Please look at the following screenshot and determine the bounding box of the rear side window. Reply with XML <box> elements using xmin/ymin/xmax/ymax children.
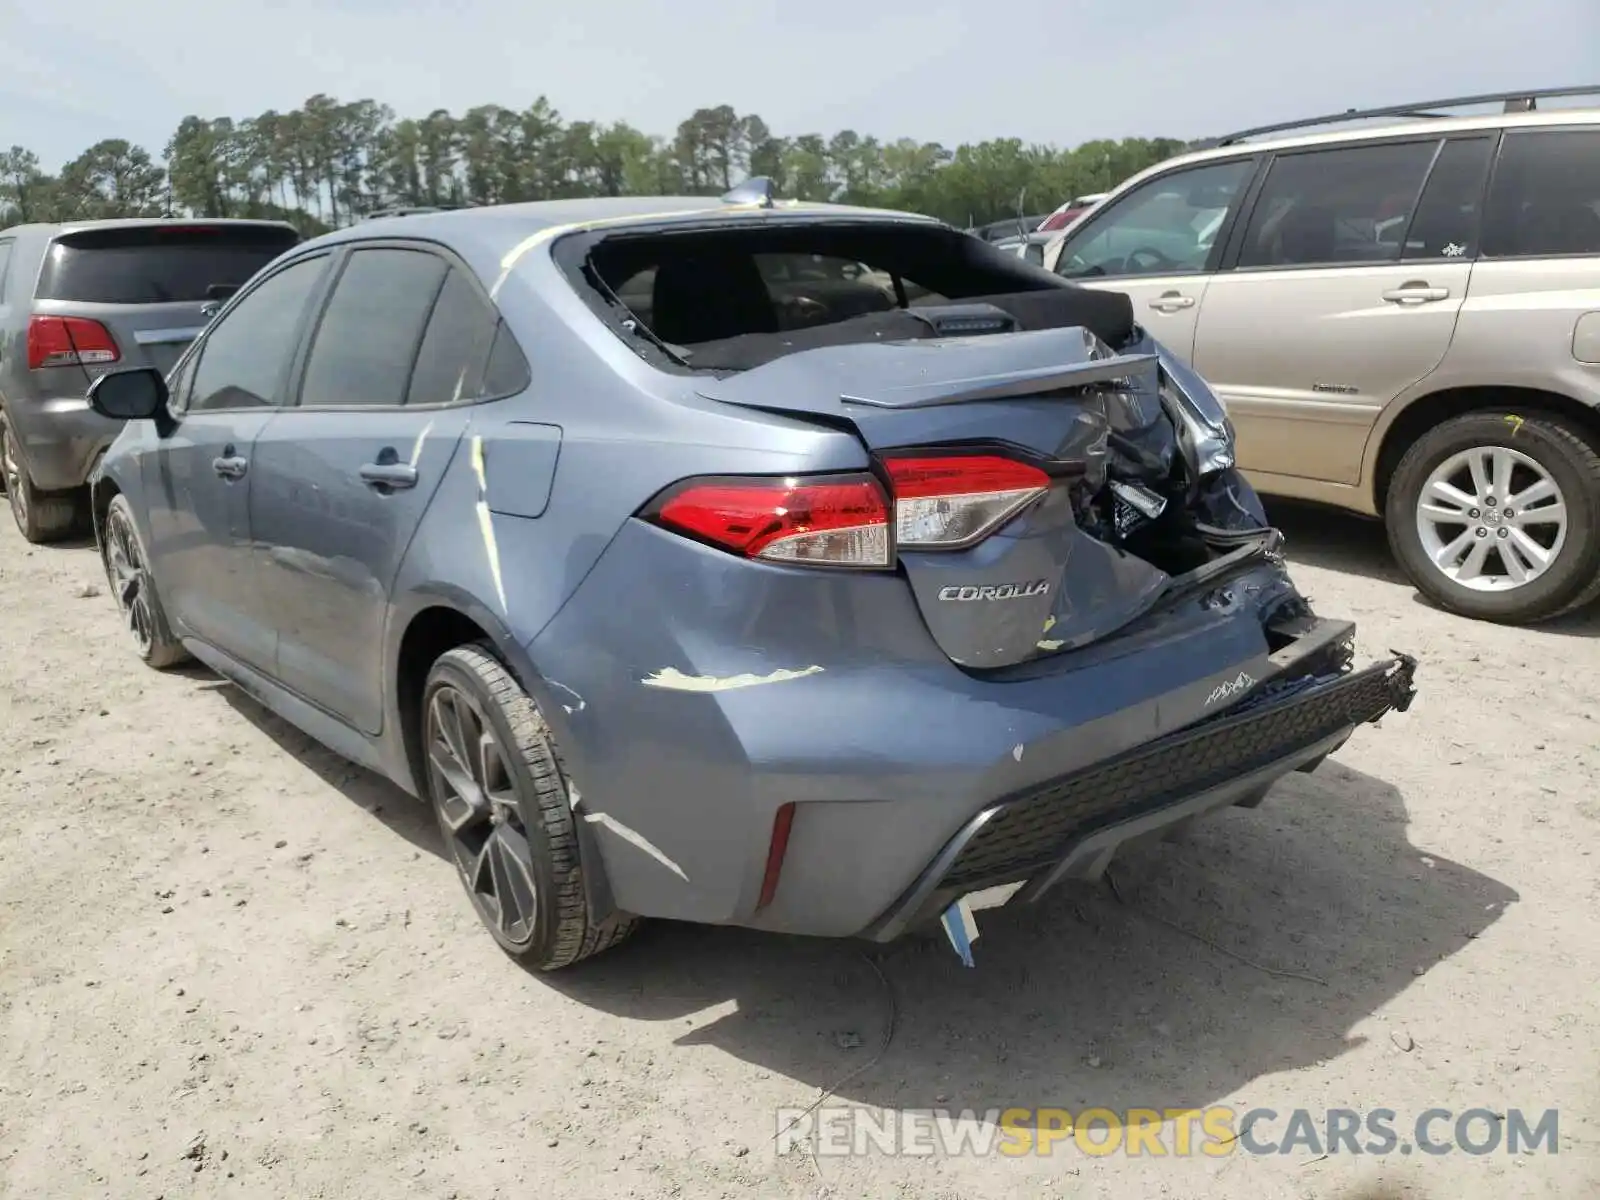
<box><xmin>1484</xmin><ymin>129</ymin><xmax>1600</xmax><ymax>258</ymax></box>
<box><xmin>1238</xmin><ymin>140</ymin><xmax>1438</xmax><ymax>268</ymax></box>
<box><xmin>35</xmin><ymin>225</ymin><xmax>300</xmax><ymax>304</ymax></box>
<box><xmin>406</xmin><ymin>267</ymin><xmax>498</xmax><ymax>406</ymax></box>
<box><xmin>299</xmin><ymin>248</ymin><xmax>449</xmax><ymax>408</ymax></box>
<box><xmin>1403</xmin><ymin>137</ymin><xmax>1495</xmax><ymax>259</ymax></box>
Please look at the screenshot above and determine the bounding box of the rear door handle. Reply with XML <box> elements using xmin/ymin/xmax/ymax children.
<box><xmin>359</xmin><ymin>461</ymin><xmax>418</xmax><ymax>490</ymax></box>
<box><xmin>212</xmin><ymin>454</ymin><xmax>248</xmax><ymax>480</ymax></box>
<box><xmin>1381</xmin><ymin>283</ymin><xmax>1449</xmax><ymax>304</ymax></box>
<box><xmin>1149</xmin><ymin>291</ymin><xmax>1196</xmax><ymax>313</ymax></box>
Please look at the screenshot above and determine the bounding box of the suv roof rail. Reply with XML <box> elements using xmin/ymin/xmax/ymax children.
<box><xmin>1200</xmin><ymin>85</ymin><xmax>1600</xmax><ymax>148</ymax></box>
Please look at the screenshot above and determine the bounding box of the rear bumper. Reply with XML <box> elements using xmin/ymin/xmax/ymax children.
<box><xmin>4</xmin><ymin>393</ymin><xmax>120</xmax><ymax>491</ymax></box>
<box><xmin>863</xmin><ymin>647</ymin><xmax>1418</xmax><ymax>941</ymax></box>
<box><xmin>523</xmin><ymin>519</ymin><xmax>1417</xmax><ymax>940</ymax></box>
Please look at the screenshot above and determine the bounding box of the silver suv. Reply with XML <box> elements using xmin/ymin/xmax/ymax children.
<box><xmin>0</xmin><ymin>219</ymin><xmax>300</xmax><ymax>542</ymax></box>
<box><xmin>1043</xmin><ymin>87</ymin><xmax>1600</xmax><ymax>625</ymax></box>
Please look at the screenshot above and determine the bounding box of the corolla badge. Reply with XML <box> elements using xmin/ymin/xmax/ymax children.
<box><xmin>937</xmin><ymin>580</ymin><xmax>1050</xmax><ymax>602</ymax></box>
<box><xmin>1204</xmin><ymin>671</ymin><xmax>1255</xmax><ymax>707</ymax></box>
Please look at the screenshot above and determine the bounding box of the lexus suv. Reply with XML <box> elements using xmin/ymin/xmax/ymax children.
<box><xmin>0</xmin><ymin>219</ymin><xmax>301</xmax><ymax>542</ymax></box>
<box><xmin>83</xmin><ymin>190</ymin><xmax>1415</xmax><ymax>970</ymax></box>
<box><xmin>1042</xmin><ymin>87</ymin><xmax>1600</xmax><ymax>625</ymax></box>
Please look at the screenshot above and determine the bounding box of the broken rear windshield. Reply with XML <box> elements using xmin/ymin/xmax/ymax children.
<box><xmin>37</xmin><ymin>225</ymin><xmax>301</xmax><ymax>304</ymax></box>
<box><xmin>566</xmin><ymin>221</ymin><xmax>1135</xmax><ymax>371</ymax></box>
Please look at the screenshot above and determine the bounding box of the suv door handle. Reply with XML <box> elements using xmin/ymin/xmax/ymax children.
<box><xmin>359</xmin><ymin>461</ymin><xmax>418</xmax><ymax>491</ymax></box>
<box><xmin>1149</xmin><ymin>291</ymin><xmax>1196</xmax><ymax>312</ymax></box>
<box><xmin>212</xmin><ymin>454</ymin><xmax>248</xmax><ymax>480</ymax></box>
<box><xmin>1381</xmin><ymin>283</ymin><xmax>1450</xmax><ymax>304</ymax></box>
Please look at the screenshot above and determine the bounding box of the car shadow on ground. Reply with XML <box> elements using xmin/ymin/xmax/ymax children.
<box><xmin>203</xmin><ymin>651</ymin><xmax>1517</xmax><ymax>1127</ymax></box>
<box><xmin>546</xmin><ymin>761</ymin><xmax>1516</xmax><ymax>1127</ymax></box>
<box><xmin>212</xmin><ymin>685</ymin><xmax>444</xmax><ymax>859</ymax></box>
<box><xmin>1266</xmin><ymin>499</ymin><xmax>1600</xmax><ymax>638</ymax></box>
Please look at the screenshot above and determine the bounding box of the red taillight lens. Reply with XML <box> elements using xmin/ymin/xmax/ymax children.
<box><xmin>653</xmin><ymin>473</ymin><xmax>891</xmax><ymax>568</ymax></box>
<box><xmin>885</xmin><ymin>454</ymin><xmax>1050</xmax><ymax>549</ymax></box>
<box><xmin>27</xmin><ymin>315</ymin><xmax>120</xmax><ymax>370</ymax></box>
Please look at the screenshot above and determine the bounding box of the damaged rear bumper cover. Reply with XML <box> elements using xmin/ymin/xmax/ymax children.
<box><xmin>864</xmin><ymin>633</ymin><xmax>1418</xmax><ymax>943</ymax></box>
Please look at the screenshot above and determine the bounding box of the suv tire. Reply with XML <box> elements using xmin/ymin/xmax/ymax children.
<box><xmin>421</xmin><ymin>643</ymin><xmax>636</xmax><ymax>970</ymax></box>
<box><xmin>1386</xmin><ymin>411</ymin><xmax>1600</xmax><ymax>624</ymax></box>
<box><xmin>1</xmin><ymin>416</ymin><xmax>80</xmax><ymax>544</ymax></box>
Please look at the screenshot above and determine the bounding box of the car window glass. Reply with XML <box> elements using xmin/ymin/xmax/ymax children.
<box><xmin>1055</xmin><ymin>159</ymin><xmax>1254</xmax><ymax>279</ymax></box>
<box><xmin>482</xmin><ymin>322</ymin><xmax>532</xmax><ymax>397</ymax></box>
<box><xmin>300</xmin><ymin>247</ymin><xmax>449</xmax><ymax>408</ymax></box>
<box><xmin>34</xmin><ymin>225</ymin><xmax>299</xmax><ymax>304</ymax></box>
<box><xmin>187</xmin><ymin>256</ymin><xmax>327</xmax><ymax>412</ymax></box>
<box><xmin>406</xmin><ymin>267</ymin><xmax>498</xmax><ymax>406</ymax></box>
<box><xmin>0</xmin><ymin>241</ymin><xmax>12</xmax><ymax>301</ymax></box>
<box><xmin>1403</xmin><ymin>138</ymin><xmax>1494</xmax><ymax>259</ymax></box>
<box><xmin>1238</xmin><ymin>140</ymin><xmax>1438</xmax><ymax>269</ymax></box>
<box><xmin>165</xmin><ymin>351</ymin><xmax>197</xmax><ymax>411</ymax></box>
<box><xmin>1483</xmin><ymin>129</ymin><xmax>1600</xmax><ymax>258</ymax></box>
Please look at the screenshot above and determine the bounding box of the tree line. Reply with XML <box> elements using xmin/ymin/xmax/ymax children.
<box><xmin>1</xmin><ymin>96</ymin><xmax>1189</xmax><ymax>235</ymax></box>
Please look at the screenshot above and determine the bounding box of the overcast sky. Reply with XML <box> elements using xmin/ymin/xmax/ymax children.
<box><xmin>3</xmin><ymin>0</ymin><xmax>1595</xmax><ymax>170</ymax></box>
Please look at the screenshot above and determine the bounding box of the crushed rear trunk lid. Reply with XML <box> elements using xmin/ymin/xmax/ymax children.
<box><xmin>697</xmin><ymin>318</ymin><xmax>1274</xmax><ymax>670</ymax></box>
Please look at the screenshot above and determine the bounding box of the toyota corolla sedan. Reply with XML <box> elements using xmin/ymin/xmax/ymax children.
<box><xmin>85</xmin><ymin>186</ymin><xmax>1417</xmax><ymax>970</ymax></box>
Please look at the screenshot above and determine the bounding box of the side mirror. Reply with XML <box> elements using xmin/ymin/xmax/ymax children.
<box><xmin>87</xmin><ymin>367</ymin><xmax>169</xmax><ymax>421</ymax></box>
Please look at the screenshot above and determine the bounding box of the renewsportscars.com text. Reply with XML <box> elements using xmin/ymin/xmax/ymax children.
<box><xmin>774</xmin><ymin>1105</ymin><xmax>1560</xmax><ymax>1158</ymax></box>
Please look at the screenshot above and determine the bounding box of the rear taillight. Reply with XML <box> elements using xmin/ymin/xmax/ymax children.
<box><xmin>27</xmin><ymin>315</ymin><xmax>120</xmax><ymax>370</ymax></box>
<box><xmin>885</xmin><ymin>454</ymin><xmax>1050</xmax><ymax>550</ymax></box>
<box><xmin>652</xmin><ymin>473</ymin><xmax>892</xmax><ymax>567</ymax></box>
<box><xmin>647</xmin><ymin>451</ymin><xmax>1051</xmax><ymax>569</ymax></box>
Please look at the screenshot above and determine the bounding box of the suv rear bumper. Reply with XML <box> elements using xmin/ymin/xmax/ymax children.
<box><xmin>863</xmin><ymin>647</ymin><xmax>1417</xmax><ymax>941</ymax></box>
<box><xmin>5</xmin><ymin>394</ymin><xmax>119</xmax><ymax>491</ymax></box>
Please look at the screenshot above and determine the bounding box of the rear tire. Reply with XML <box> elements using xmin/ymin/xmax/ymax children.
<box><xmin>101</xmin><ymin>493</ymin><xmax>190</xmax><ymax>669</ymax></box>
<box><xmin>1</xmin><ymin>416</ymin><xmax>81</xmax><ymax>544</ymax></box>
<box><xmin>1386</xmin><ymin>411</ymin><xmax>1600</xmax><ymax>624</ymax></box>
<box><xmin>422</xmin><ymin>643</ymin><xmax>635</xmax><ymax>970</ymax></box>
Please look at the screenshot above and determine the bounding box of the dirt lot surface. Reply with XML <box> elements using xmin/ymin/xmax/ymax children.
<box><xmin>2</xmin><ymin>503</ymin><xmax>1597</xmax><ymax>1200</ymax></box>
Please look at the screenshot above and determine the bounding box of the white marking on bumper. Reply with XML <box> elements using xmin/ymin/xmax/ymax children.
<box><xmin>640</xmin><ymin>665</ymin><xmax>824</xmax><ymax>692</ymax></box>
<box><xmin>583</xmin><ymin>812</ymin><xmax>688</xmax><ymax>881</ymax></box>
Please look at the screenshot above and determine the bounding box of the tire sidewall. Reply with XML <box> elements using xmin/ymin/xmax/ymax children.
<box><xmin>1387</xmin><ymin>413</ymin><xmax>1599</xmax><ymax>620</ymax></box>
<box><xmin>2</xmin><ymin>416</ymin><xmax>31</xmax><ymax>535</ymax></box>
<box><xmin>422</xmin><ymin>650</ymin><xmax>568</xmax><ymax>961</ymax></box>
<box><xmin>103</xmin><ymin>494</ymin><xmax>161</xmax><ymax>663</ymax></box>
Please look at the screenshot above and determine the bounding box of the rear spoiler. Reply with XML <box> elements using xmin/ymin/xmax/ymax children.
<box><xmin>698</xmin><ymin>325</ymin><xmax>1160</xmax><ymax>415</ymax></box>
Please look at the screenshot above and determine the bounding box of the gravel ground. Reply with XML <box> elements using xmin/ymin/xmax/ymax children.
<box><xmin>1</xmin><ymin>501</ymin><xmax>1597</xmax><ymax>1200</ymax></box>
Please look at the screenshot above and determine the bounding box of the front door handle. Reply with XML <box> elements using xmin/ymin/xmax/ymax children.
<box><xmin>212</xmin><ymin>454</ymin><xmax>248</xmax><ymax>480</ymax></box>
<box><xmin>359</xmin><ymin>461</ymin><xmax>418</xmax><ymax>491</ymax></box>
<box><xmin>1149</xmin><ymin>291</ymin><xmax>1196</xmax><ymax>313</ymax></box>
<box><xmin>1381</xmin><ymin>283</ymin><xmax>1450</xmax><ymax>305</ymax></box>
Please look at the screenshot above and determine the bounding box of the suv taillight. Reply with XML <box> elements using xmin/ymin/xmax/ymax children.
<box><xmin>27</xmin><ymin>315</ymin><xmax>120</xmax><ymax>370</ymax></box>
<box><xmin>646</xmin><ymin>452</ymin><xmax>1051</xmax><ymax>569</ymax></box>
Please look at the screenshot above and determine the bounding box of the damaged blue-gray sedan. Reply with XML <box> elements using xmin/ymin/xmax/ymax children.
<box><xmin>84</xmin><ymin>184</ymin><xmax>1416</xmax><ymax>970</ymax></box>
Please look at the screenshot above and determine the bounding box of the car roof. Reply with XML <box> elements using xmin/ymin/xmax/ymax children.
<box><xmin>1178</xmin><ymin>105</ymin><xmax>1600</xmax><ymax>165</ymax></box>
<box><xmin>304</xmin><ymin>196</ymin><xmax>942</xmax><ymax>259</ymax></box>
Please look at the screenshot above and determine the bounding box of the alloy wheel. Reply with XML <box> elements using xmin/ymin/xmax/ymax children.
<box><xmin>2</xmin><ymin>426</ymin><xmax>26</xmax><ymax>530</ymax></box>
<box><xmin>104</xmin><ymin>506</ymin><xmax>156</xmax><ymax>657</ymax></box>
<box><xmin>1414</xmin><ymin>444</ymin><xmax>1568</xmax><ymax>592</ymax></box>
<box><xmin>426</xmin><ymin>684</ymin><xmax>540</xmax><ymax>946</ymax></box>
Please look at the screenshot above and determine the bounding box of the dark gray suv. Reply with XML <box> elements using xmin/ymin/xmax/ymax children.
<box><xmin>0</xmin><ymin>219</ymin><xmax>300</xmax><ymax>542</ymax></box>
